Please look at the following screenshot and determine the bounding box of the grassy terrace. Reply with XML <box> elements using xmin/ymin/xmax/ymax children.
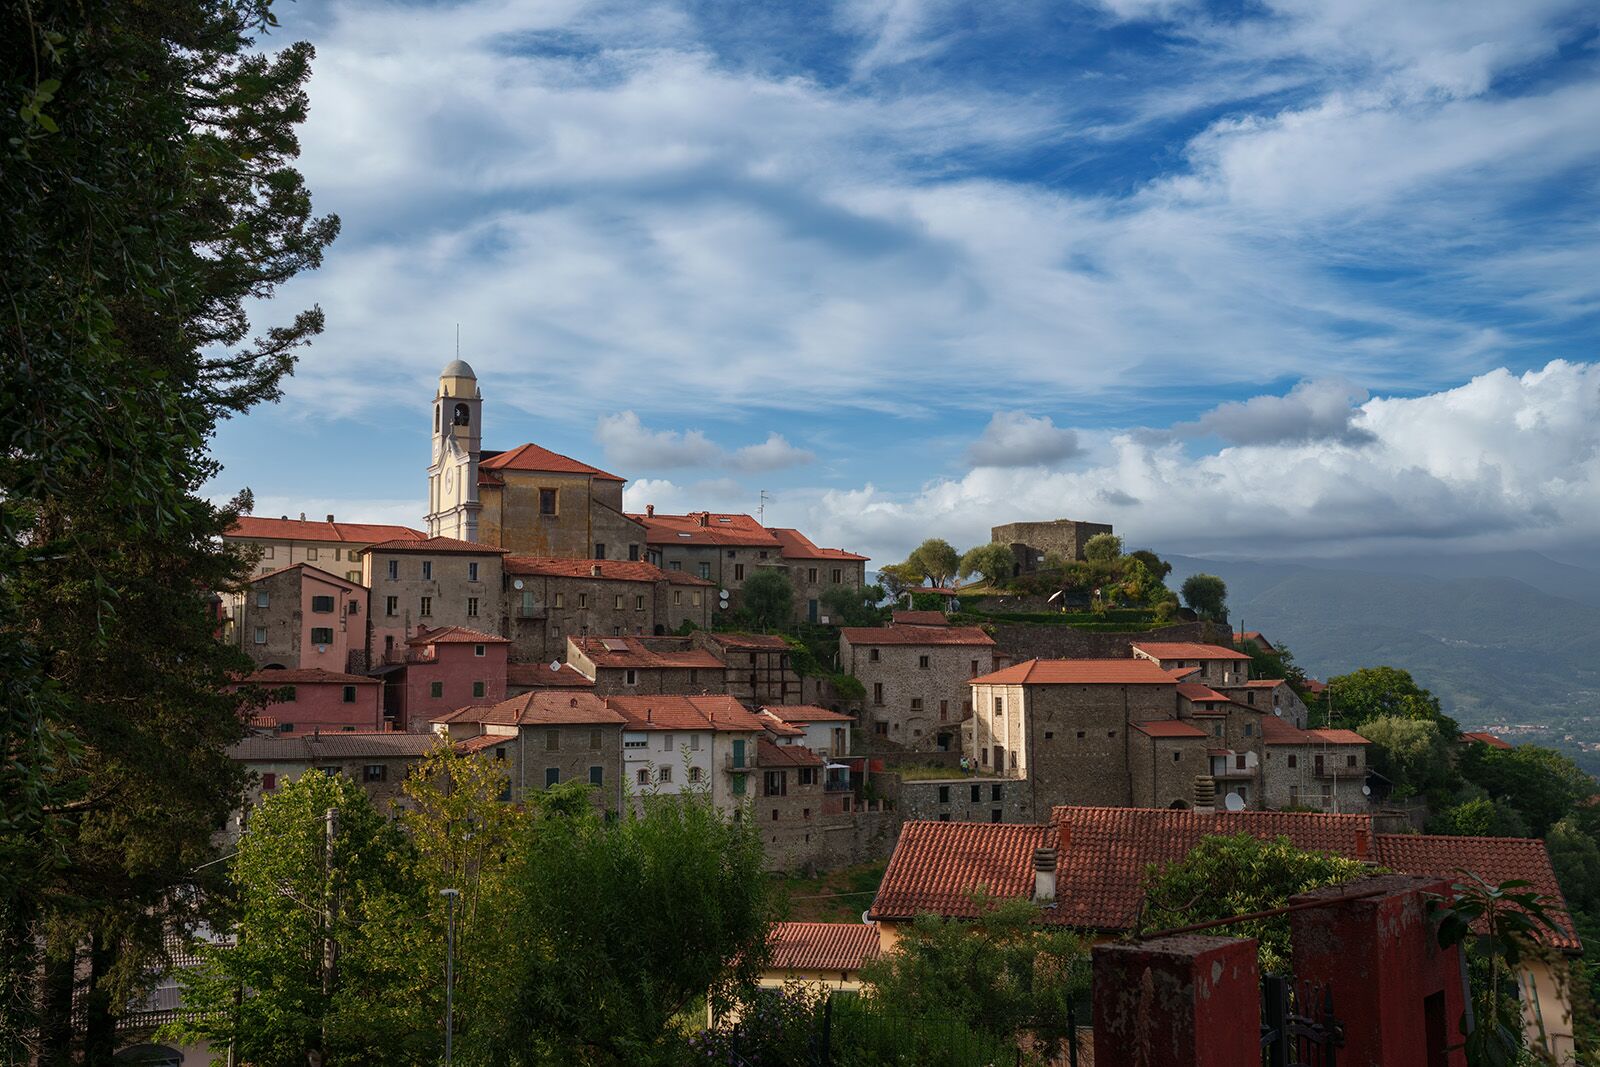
<box><xmin>775</xmin><ymin>860</ymin><xmax>889</xmax><ymax>923</ymax></box>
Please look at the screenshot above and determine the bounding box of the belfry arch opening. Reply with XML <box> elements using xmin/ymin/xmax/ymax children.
<box><xmin>453</xmin><ymin>402</ymin><xmax>470</xmax><ymax>427</ymax></box>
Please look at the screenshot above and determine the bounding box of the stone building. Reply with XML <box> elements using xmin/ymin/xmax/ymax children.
<box><xmin>383</xmin><ymin>625</ymin><xmax>509</xmax><ymax>731</ymax></box>
<box><xmin>1260</xmin><ymin>718</ymin><xmax>1371</xmax><ymax>812</ymax></box>
<box><xmin>565</xmin><ymin>635</ymin><xmax>728</xmax><ymax>696</ymax></box>
<box><xmin>363</xmin><ymin>536</ymin><xmax>509</xmax><ymax>664</ymax></box>
<box><xmin>695</xmin><ymin>632</ymin><xmax>804</xmax><ymax>706</ymax></box>
<box><xmin>505</xmin><ymin>661</ymin><xmax>595</xmax><ymax>696</ymax></box>
<box><xmin>606</xmin><ymin>694</ymin><xmax>766</xmax><ymax>817</ymax></box>
<box><xmin>235</xmin><ymin>667</ymin><xmax>384</xmax><ymax>736</ymax></box>
<box><xmin>1217</xmin><ymin>678</ymin><xmax>1309</xmax><ymax>727</ymax></box>
<box><xmin>429</xmin><ymin>691</ymin><xmax>627</xmax><ymax>813</ymax></box>
<box><xmin>225</xmin><ymin>514</ymin><xmax>424</xmax><ymax>581</ymax></box>
<box><xmin>1131</xmin><ymin>641</ymin><xmax>1252</xmax><ymax>687</ymax></box>
<box><xmin>226</xmin><ymin>564</ymin><xmax>367</xmax><ymax>673</ymax></box>
<box><xmin>229</xmin><ymin>731</ymin><xmax>441</xmax><ymax>823</ymax></box>
<box><xmin>1175</xmin><ymin>680</ymin><xmax>1268</xmax><ymax>809</ymax></box>
<box><xmin>422</xmin><ymin>359</ymin><xmax>647</xmax><ymax>559</ymax></box>
<box><xmin>501</xmin><ymin>556</ymin><xmax>714</xmax><ymax>663</ymax></box>
<box><xmin>990</xmin><ymin>518</ymin><xmax>1113</xmax><ymax>575</ymax></box>
<box><xmin>767</xmin><ymin>527</ymin><xmax>870</xmax><ymax>623</ymax></box>
<box><xmin>840</xmin><ymin>624</ymin><xmax>997</xmax><ymax>752</ymax></box>
<box><xmin>758</xmin><ymin>705</ymin><xmax>853</xmax><ymax>759</ymax></box>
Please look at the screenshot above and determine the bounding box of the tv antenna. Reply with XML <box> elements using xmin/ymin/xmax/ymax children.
<box><xmin>757</xmin><ymin>489</ymin><xmax>770</xmax><ymax>524</ymax></box>
<box><xmin>455</xmin><ymin>323</ymin><xmax>460</xmax><ymax>359</ymax></box>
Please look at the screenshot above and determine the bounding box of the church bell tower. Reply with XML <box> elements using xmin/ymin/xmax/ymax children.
<box><xmin>425</xmin><ymin>359</ymin><xmax>483</xmax><ymax>540</ymax></box>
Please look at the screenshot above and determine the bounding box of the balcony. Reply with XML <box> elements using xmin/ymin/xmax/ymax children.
<box><xmin>823</xmin><ymin>776</ymin><xmax>853</xmax><ymax>793</ymax></box>
<box><xmin>1313</xmin><ymin>763</ymin><xmax>1361</xmax><ymax>779</ymax></box>
<box><xmin>724</xmin><ymin>753</ymin><xmax>756</xmax><ymax>773</ymax></box>
<box><xmin>515</xmin><ymin>602</ymin><xmax>547</xmax><ymax>620</ymax></box>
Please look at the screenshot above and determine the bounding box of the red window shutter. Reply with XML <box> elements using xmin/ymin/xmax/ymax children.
<box><xmin>261</xmin><ymin>773</ymin><xmax>277</xmax><ymax>791</ymax></box>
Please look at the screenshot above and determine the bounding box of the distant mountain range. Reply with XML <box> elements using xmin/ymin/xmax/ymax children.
<box><xmin>1166</xmin><ymin>551</ymin><xmax>1600</xmax><ymax>729</ymax></box>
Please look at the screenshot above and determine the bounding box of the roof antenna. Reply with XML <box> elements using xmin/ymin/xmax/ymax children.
<box><xmin>758</xmin><ymin>489</ymin><xmax>770</xmax><ymax>525</ymax></box>
<box><xmin>455</xmin><ymin>323</ymin><xmax>460</xmax><ymax>360</ymax></box>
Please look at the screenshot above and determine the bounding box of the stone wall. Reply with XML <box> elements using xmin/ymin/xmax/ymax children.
<box><xmin>987</xmin><ymin>620</ymin><xmax>1227</xmax><ymax>663</ymax></box>
<box><xmin>990</xmin><ymin>519</ymin><xmax>1113</xmax><ymax>566</ymax></box>
<box><xmin>760</xmin><ymin>804</ymin><xmax>900</xmax><ymax>874</ymax></box>
<box><xmin>895</xmin><ymin>775</ymin><xmax>1031</xmax><ymax>824</ymax></box>
<box><xmin>844</xmin><ymin>634</ymin><xmax>994</xmax><ymax>752</ymax></box>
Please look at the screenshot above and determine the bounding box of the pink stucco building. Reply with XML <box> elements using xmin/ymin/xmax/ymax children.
<box><xmin>384</xmin><ymin>625</ymin><xmax>510</xmax><ymax>731</ymax></box>
<box><xmin>236</xmin><ymin>667</ymin><xmax>384</xmax><ymax>735</ymax></box>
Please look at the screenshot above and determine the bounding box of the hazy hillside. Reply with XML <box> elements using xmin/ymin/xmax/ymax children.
<box><xmin>1166</xmin><ymin>553</ymin><xmax>1600</xmax><ymax>729</ymax></box>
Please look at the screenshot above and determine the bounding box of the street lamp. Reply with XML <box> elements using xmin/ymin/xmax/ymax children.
<box><xmin>440</xmin><ymin>888</ymin><xmax>460</xmax><ymax>1065</ymax></box>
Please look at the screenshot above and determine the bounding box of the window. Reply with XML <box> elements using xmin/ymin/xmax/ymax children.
<box><xmin>472</xmin><ymin>681</ymin><xmax>485</xmax><ymax>698</ymax></box>
<box><xmin>545</xmin><ymin>767</ymin><xmax>560</xmax><ymax>787</ymax></box>
<box><xmin>674</xmin><ymin>590</ymin><xmax>682</xmax><ymax>605</ymax></box>
<box><xmin>253</xmin><ymin>627</ymin><xmax>267</xmax><ymax>645</ymax></box>
<box><xmin>262</xmin><ymin>546</ymin><xmax>275</xmax><ymax>559</ymax></box>
<box><xmin>261</xmin><ymin>773</ymin><xmax>277</xmax><ymax>791</ymax></box>
<box><xmin>939</xmin><ymin>813</ymin><xmax>951</xmax><ymax>822</ymax></box>
<box><xmin>771</xmin><ymin>809</ymin><xmax>780</xmax><ymax>821</ymax></box>
<box><xmin>1173</xmin><ymin>751</ymin><xmax>1182</xmax><ymax>762</ymax></box>
<box><xmin>624</xmin><ymin>669</ymin><xmax>638</xmax><ymax>686</ymax></box>
<box><xmin>910</xmin><ymin>697</ymin><xmax>924</xmax><ymax>712</ymax></box>
<box><xmin>364</xmin><ymin>764</ymin><xmax>386</xmax><ymax>783</ymax></box>
<box><xmin>868</xmin><ymin>648</ymin><xmax>880</xmax><ymax>662</ymax></box>
<box><xmin>734</xmin><ymin>564</ymin><xmax>744</xmax><ymax>580</ymax></box>
<box><xmin>697</xmin><ymin>562</ymin><xmax>711</xmax><ymax>580</ymax></box>
<box><xmin>342</xmin><ymin>685</ymin><xmax>357</xmax><ymax>703</ymax></box>
<box><xmin>467</xmin><ymin>597</ymin><xmax>479</xmax><ymax>617</ymax></box>
<box><xmin>474</xmin><ymin>643</ymin><xmax>485</xmax><ymax>657</ymax></box>
<box><xmin>691</xmin><ymin>591</ymin><xmax>702</xmax><ymax>607</ymax></box>
<box><xmin>311</xmin><ymin>595</ymin><xmax>334</xmax><ymax>613</ymax></box>
<box><xmin>688</xmin><ymin>734</ymin><xmax>701</xmax><ymax>751</ymax></box>
<box><xmin>578</xmin><ymin>593</ymin><xmax>588</xmax><ymax>609</ymax></box>
<box><xmin>306</xmin><ymin>547</ymin><xmax>319</xmax><ymax>561</ymax></box>
<box><xmin>1076</xmin><ymin>730</ymin><xmax>1085</xmax><ymax>739</ymax></box>
<box><xmin>495</xmin><ymin>747</ymin><xmax>506</xmax><ymax>761</ymax></box>
<box><xmin>547</xmin><ymin>730</ymin><xmax>560</xmax><ymax>752</ymax></box>
<box><xmin>1107</xmin><ymin>730</ymin><xmax>1117</xmax><ymax>739</ymax></box>
<box><xmin>1044</xmin><ymin>731</ymin><xmax>1054</xmax><ymax>740</ymax></box>
<box><xmin>539</xmin><ymin>489</ymin><xmax>557</xmax><ymax>515</ymax></box>
<box><xmin>661</xmin><ymin>733</ymin><xmax>674</xmax><ymax>752</ymax></box>
<box><xmin>333</xmin><ymin>549</ymin><xmax>342</xmax><ymax>561</ymax></box>
<box><xmin>991</xmin><ymin>808</ymin><xmax>1003</xmax><ymax>823</ymax></box>
<box><xmin>589</xmin><ymin>766</ymin><xmax>603</xmax><ymax>785</ymax></box>
<box><xmin>918</xmin><ymin>654</ymin><xmax>930</xmax><ymax>669</ymax></box>
<box><xmin>874</xmin><ymin>721</ymin><xmax>888</xmax><ymax>737</ymax></box>
<box><xmin>553</xmin><ymin>592</ymin><xmax>565</xmax><ymax>609</ymax></box>
<box><xmin>635</xmin><ymin>595</ymin><xmax>645</xmax><ymax>611</ymax></box>
<box><xmin>419</xmin><ymin>596</ymin><xmax>432</xmax><ymax>617</ymax></box>
<box><xmin>430</xmin><ymin>681</ymin><xmax>443</xmax><ymax>698</ymax></box>
<box><xmin>938</xmin><ymin>785</ymin><xmax>950</xmax><ymax>804</ymax></box>
<box><xmin>278</xmin><ymin>722</ymin><xmax>294</xmax><ymax>733</ymax></box>
<box><xmin>347</xmin><ymin>600</ymin><xmax>359</xmax><ymax>615</ymax></box>
<box><xmin>688</xmin><ymin>767</ymin><xmax>703</xmax><ymax>783</ymax></box>
<box><xmin>872</xmin><ymin>682</ymin><xmax>884</xmax><ymax>706</ymax></box>
<box><xmin>1244</xmin><ymin>721</ymin><xmax>1254</xmax><ymax>736</ymax></box>
<box><xmin>658</xmin><ymin>766</ymin><xmax>672</xmax><ymax>784</ymax></box>
<box><xmin>970</xmin><ymin>784</ymin><xmax>981</xmax><ymax>802</ymax></box>
<box><xmin>764</xmin><ymin>771</ymin><xmax>786</xmax><ymax>796</ymax></box>
<box><xmin>637</xmin><ymin>768</ymin><xmax>650</xmax><ymax>785</ymax></box>
<box><xmin>1288</xmin><ymin>754</ymin><xmax>1298</xmax><ymax>768</ymax></box>
<box><xmin>581</xmin><ymin>729</ymin><xmax>599</xmax><ymax>750</ymax></box>
<box><xmin>1235</xmin><ymin>753</ymin><xmax>1247</xmax><ymax>770</ymax></box>
<box><xmin>807</xmin><ymin>567</ymin><xmax>817</xmax><ymax>583</ymax></box>
<box><xmin>800</xmin><ymin>767</ymin><xmax>817</xmax><ymax>786</ymax></box>
<box><xmin>668</xmin><ymin>560</ymin><xmax>682</xmax><ymax>571</ymax></box>
<box><xmin>385</xmin><ymin>596</ymin><xmax>397</xmax><ymax>616</ymax></box>
<box><xmin>628</xmin><ymin>544</ymin><xmax>641</xmax><ymax>561</ymax></box>
<box><xmin>347</xmin><ymin>571</ymin><xmax>361</xmax><ymax>583</ymax></box>
<box><xmin>1247</xmin><ymin>692</ymin><xmax>1256</xmax><ymax>705</ymax></box>
<box><xmin>468</xmin><ymin>562</ymin><xmax>479</xmax><ymax>582</ymax></box>
<box><xmin>387</xmin><ymin>559</ymin><xmax>398</xmax><ymax>580</ymax></box>
<box><xmin>310</xmin><ymin>627</ymin><xmax>333</xmax><ymax>644</ymax></box>
<box><xmin>940</xmin><ymin>700</ymin><xmax>949</xmax><ymax>721</ymax></box>
<box><xmin>991</xmin><ymin>784</ymin><xmax>1003</xmax><ymax>801</ymax></box>
<box><xmin>255</xmin><ymin>591</ymin><xmax>270</xmax><ymax>608</ymax></box>
<box><xmin>421</xmin><ymin>561</ymin><xmax>432</xmax><ymax>580</ymax></box>
<box><xmin>594</xmin><ymin>542</ymin><xmax>606</xmax><ymax>560</ymax></box>
<box><xmin>1347</xmin><ymin>754</ymin><xmax>1358</xmax><ymax>767</ymax></box>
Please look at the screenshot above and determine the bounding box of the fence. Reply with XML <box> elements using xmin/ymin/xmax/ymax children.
<box><xmin>1260</xmin><ymin>976</ymin><xmax>1344</xmax><ymax>1067</ymax></box>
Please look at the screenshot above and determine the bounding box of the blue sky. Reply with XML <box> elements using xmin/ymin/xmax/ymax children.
<box><xmin>215</xmin><ymin>0</ymin><xmax>1600</xmax><ymax>565</ymax></box>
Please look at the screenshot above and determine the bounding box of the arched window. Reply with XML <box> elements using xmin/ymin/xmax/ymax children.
<box><xmin>453</xmin><ymin>402</ymin><xmax>470</xmax><ymax>427</ymax></box>
<box><xmin>435</xmin><ymin>404</ymin><xmax>441</xmax><ymax>432</ymax></box>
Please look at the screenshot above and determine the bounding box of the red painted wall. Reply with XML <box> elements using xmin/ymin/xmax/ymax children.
<box><xmin>397</xmin><ymin>641</ymin><xmax>507</xmax><ymax>730</ymax></box>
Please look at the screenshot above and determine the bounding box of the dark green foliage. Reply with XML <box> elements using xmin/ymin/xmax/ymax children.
<box><xmin>1082</xmin><ymin>533</ymin><xmax>1122</xmax><ymax>563</ymax></box>
<box><xmin>902</xmin><ymin>539</ymin><xmax>960</xmax><ymax>588</ymax></box>
<box><xmin>1179</xmin><ymin>573</ymin><xmax>1228</xmax><ymax>619</ymax></box>
<box><xmin>1</xmin><ymin>0</ymin><xmax>336</xmax><ymax>1053</ymax></box>
<box><xmin>1239</xmin><ymin>638</ymin><xmax>1309</xmax><ymax>694</ymax></box>
<box><xmin>463</xmin><ymin>792</ymin><xmax>772</xmax><ymax>1066</ymax></box>
<box><xmin>740</xmin><ymin>568</ymin><xmax>795</xmax><ymax>630</ymax></box>
<box><xmin>823</xmin><ymin>583</ymin><xmax>889</xmax><ymax>627</ymax></box>
<box><xmin>1128</xmin><ymin>549</ymin><xmax>1172</xmax><ymax>582</ymax></box>
<box><xmin>1358</xmin><ymin>715</ymin><xmax>1456</xmax><ymax>799</ymax></box>
<box><xmin>958</xmin><ymin>542</ymin><xmax>1015</xmax><ymax>587</ymax></box>
<box><xmin>1318</xmin><ymin>666</ymin><xmax>1456</xmax><ymax>731</ymax></box>
<box><xmin>1427</xmin><ymin>796</ymin><xmax>1530</xmax><ymax>838</ymax></box>
<box><xmin>1456</xmin><ymin>743</ymin><xmax>1596</xmax><ymax>838</ymax></box>
<box><xmin>1139</xmin><ymin>834</ymin><xmax>1372</xmax><ymax>973</ymax></box>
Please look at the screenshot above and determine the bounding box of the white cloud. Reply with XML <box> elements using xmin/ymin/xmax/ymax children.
<box><xmin>597</xmin><ymin>412</ymin><xmax>813</xmax><ymax>473</ymax></box>
<box><xmin>731</xmin><ymin>433</ymin><xmax>816</xmax><ymax>473</ymax></box>
<box><xmin>801</xmin><ymin>362</ymin><xmax>1600</xmax><ymax>564</ymax></box>
<box><xmin>1175</xmin><ymin>379</ymin><xmax>1374</xmax><ymax>446</ymax></box>
<box><xmin>967</xmin><ymin>411</ymin><xmax>1085</xmax><ymax>467</ymax></box>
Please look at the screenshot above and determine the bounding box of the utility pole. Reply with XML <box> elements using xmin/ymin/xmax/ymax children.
<box><xmin>757</xmin><ymin>489</ymin><xmax>770</xmax><ymax>525</ymax></box>
<box><xmin>441</xmin><ymin>888</ymin><xmax>460</xmax><ymax>1065</ymax></box>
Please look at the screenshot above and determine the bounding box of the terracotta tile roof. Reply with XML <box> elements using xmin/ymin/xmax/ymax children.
<box><xmin>871</xmin><ymin>821</ymin><xmax>1055</xmax><ymax>921</ymax></box>
<box><xmin>408</xmin><ymin>625</ymin><xmax>511</xmax><ymax>646</ymax></box>
<box><xmin>504</xmin><ymin>556</ymin><xmax>701</xmax><ymax>584</ymax></box>
<box><xmin>237</xmin><ymin>667</ymin><xmax>378</xmax><ymax>686</ymax></box>
<box><xmin>226</xmin><ymin>517</ymin><xmax>426</xmax><ymax>544</ymax></box>
<box><xmin>970</xmin><ymin>659</ymin><xmax>1180</xmax><ymax>686</ymax></box>
<box><xmin>758</xmin><ymin>738</ymin><xmax>823</xmax><ymax>766</ymax></box>
<box><xmin>760</xmin><ymin>704</ymin><xmax>853</xmax><ymax>724</ymax></box>
<box><xmin>479</xmin><ymin>442</ymin><xmax>625</xmax><ymax>481</ymax></box>
<box><xmin>367</xmin><ymin>535</ymin><xmax>509</xmax><ymax>554</ymax></box>
<box><xmin>700</xmin><ymin>632</ymin><xmax>792</xmax><ymax>651</ymax></box>
<box><xmin>453</xmin><ymin>734</ymin><xmax>505</xmax><ymax>755</ymax></box>
<box><xmin>1307</xmin><ymin>728</ymin><xmax>1369</xmax><ymax>745</ymax></box>
<box><xmin>841</xmin><ymin>625</ymin><xmax>995</xmax><ymax>647</ymax></box>
<box><xmin>1177</xmin><ymin>682</ymin><xmax>1230</xmax><ymax>703</ymax></box>
<box><xmin>1241</xmin><ymin>679</ymin><xmax>1289</xmax><ymax>689</ymax></box>
<box><xmin>628</xmin><ymin>511</ymin><xmax>782</xmax><ymax>548</ymax></box>
<box><xmin>1302</xmin><ymin>679</ymin><xmax>1329</xmax><ymax>695</ymax></box>
<box><xmin>767</xmin><ymin>922</ymin><xmax>881</xmax><ymax>973</ymax></box>
<box><xmin>1131</xmin><ymin>719</ymin><xmax>1210</xmax><ymax>738</ymax></box>
<box><xmin>1462</xmin><ymin>731</ymin><xmax>1513</xmax><ymax>750</ymax></box>
<box><xmin>758</xmin><ymin>713</ymin><xmax>807</xmax><ymax>738</ymax></box>
<box><xmin>1132</xmin><ymin>642</ymin><xmax>1252</xmax><ymax>661</ymax></box>
<box><xmin>892</xmin><ymin>610</ymin><xmax>950</xmax><ymax>627</ymax></box>
<box><xmin>230</xmin><ymin>732</ymin><xmax>441</xmax><ymax>760</ymax></box>
<box><xmin>1234</xmin><ymin>631</ymin><xmax>1273</xmax><ymax>648</ymax></box>
<box><xmin>505</xmin><ymin>662</ymin><xmax>595</xmax><ymax>689</ymax></box>
<box><xmin>570</xmin><ymin>636</ymin><xmax>725</xmax><ymax>670</ymax></box>
<box><xmin>1371</xmin><ymin>834</ymin><xmax>1580</xmax><ymax>952</ymax></box>
<box><xmin>607</xmin><ymin>694</ymin><xmax>766</xmax><ymax>733</ymax></box>
<box><xmin>1259</xmin><ymin>718</ymin><xmax>1365</xmax><ymax>746</ymax></box>
<box><xmin>767</xmin><ymin>527</ymin><xmax>869</xmax><ymax>562</ymax></box>
<box><xmin>248</xmin><ymin>563</ymin><xmax>365</xmax><ymax>588</ymax></box>
<box><xmin>434</xmin><ymin>691</ymin><xmax>625</xmax><ymax>727</ymax></box>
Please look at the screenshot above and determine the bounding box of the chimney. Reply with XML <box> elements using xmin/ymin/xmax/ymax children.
<box><xmin>591</xmin><ymin>564</ymin><xmax>602</xmax><ymax>577</ymax></box>
<box><xmin>1033</xmin><ymin>847</ymin><xmax>1058</xmax><ymax>904</ymax></box>
<box><xmin>646</xmin><ymin>504</ymin><xmax>655</xmax><ymax>517</ymax></box>
<box><xmin>697</xmin><ymin>512</ymin><xmax>709</xmax><ymax>527</ymax></box>
<box><xmin>326</xmin><ymin>513</ymin><xmax>335</xmax><ymax>523</ymax></box>
<box><xmin>646</xmin><ymin>707</ymin><xmax>653</xmax><ymax>723</ymax></box>
<box><xmin>569</xmin><ymin>697</ymin><xmax>578</xmax><ymax>708</ymax></box>
<box><xmin>299</xmin><ymin>512</ymin><xmax>306</xmax><ymax>521</ymax></box>
<box><xmin>1193</xmin><ymin>775</ymin><xmax>1217</xmax><ymax>815</ymax></box>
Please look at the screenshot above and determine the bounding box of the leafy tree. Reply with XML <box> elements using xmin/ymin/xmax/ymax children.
<box><xmin>1546</xmin><ymin>816</ymin><xmax>1600</xmax><ymax>1027</ymax></box>
<box><xmin>958</xmin><ymin>542</ymin><xmax>1016</xmax><ymax>587</ymax></box>
<box><xmin>1456</xmin><ymin>743</ymin><xmax>1596</xmax><ymax>838</ymax></box>
<box><xmin>1082</xmin><ymin>532</ymin><xmax>1123</xmax><ymax>563</ymax></box>
<box><xmin>858</xmin><ymin>894</ymin><xmax>1089</xmax><ymax>1055</ymax></box>
<box><xmin>1318</xmin><ymin>666</ymin><xmax>1456</xmax><ymax>732</ymax></box>
<box><xmin>463</xmin><ymin>791</ymin><xmax>771</xmax><ymax>1066</ymax></box>
<box><xmin>1358</xmin><ymin>715</ymin><xmax>1455</xmax><ymax>799</ymax></box>
<box><xmin>1128</xmin><ymin>549</ymin><xmax>1172</xmax><ymax>582</ymax></box>
<box><xmin>1239</xmin><ymin>638</ymin><xmax>1310</xmax><ymax>694</ymax></box>
<box><xmin>1427</xmin><ymin>796</ymin><xmax>1530</xmax><ymax>839</ymax></box>
<box><xmin>904</xmin><ymin>539</ymin><xmax>961</xmax><ymax>588</ymax></box>
<box><xmin>166</xmin><ymin>773</ymin><xmax>434</xmax><ymax>1065</ymax></box>
<box><xmin>1179</xmin><ymin>573</ymin><xmax>1228</xmax><ymax>620</ymax></box>
<box><xmin>1139</xmin><ymin>834</ymin><xmax>1372</xmax><ymax>973</ymax></box>
<box><xmin>739</xmin><ymin>568</ymin><xmax>794</xmax><ymax>630</ymax></box>
<box><xmin>821</xmin><ymin>583</ymin><xmax>887</xmax><ymax>627</ymax></box>
<box><xmin>2</xmin><ymin>0</ymin><xmax>337</xmax><ymax>1051</ymax></box>
<box><xmin>875</xmin><ymin>563</ymin><xmax>916</xmax><ymax>599</ymax></box>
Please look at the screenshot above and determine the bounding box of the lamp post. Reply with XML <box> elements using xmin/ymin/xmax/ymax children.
<box><xmin>440</xmin><ymin>888</ymin><xmax>460</xmax><ymax>1065</ymax></box>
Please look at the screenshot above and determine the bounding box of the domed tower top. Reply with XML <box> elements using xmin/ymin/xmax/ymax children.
<box><xmin>441</xmin><ymin>358</ymin><xmax>476</xmax><ymax>379</ymax></box>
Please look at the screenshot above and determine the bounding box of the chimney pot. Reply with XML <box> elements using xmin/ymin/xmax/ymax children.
<box><xmin>299</xmin><ymin>512</ymin><xmax>306</xmax><ymax>521</ymax></box>
<box><xmin>1193</xmin><ymin>774</ymin><xmax>1217</xmax><ymax>815</ymax></box>
<box><xmin>646</xmin><ymin>504</ymin><xmax>655</xmax><ymax>517</ymax></box>
<box><xmin>326</xmin><ymin>513</ymin><xmax>335</xmax><ymax>523</ymax></box>
<box><xmin>591</xmin><ymin>564</ymin><xmax>602</xmax><ymax>577</ymax></box>
<box><xmin>1033</xmin><ymin>847</ymin><xmax>1058</xmax><ymax>903</ymax></box>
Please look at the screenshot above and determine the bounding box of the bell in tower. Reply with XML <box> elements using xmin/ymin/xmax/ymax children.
<box><xmin>425</xmin><ymin>358</ymin><xmax>483</xmax><ymax>541</ymax></box>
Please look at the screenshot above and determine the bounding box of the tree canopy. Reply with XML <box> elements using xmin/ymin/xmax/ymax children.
<box><xmin>1357</xmin><ymin>715</ymin><xmax>1456</xmax><ymax>799</ymax></box>
<box><xmin>958</xmin><ymin>542</ymin><xmax>1016</xmax><ymax>587</ymax></box>
<box><xmin>739</xmin><ymin>568</ymin><xmax>794</xmax><ymax>630</ymax></box>
<box><xmin>903</xmin><ymin>539</ymin><xmax>961</xmax><ymax>588</ymax></box>
<box><xmin>1320</xmin><ymin>666</ymin><xmax>1454</xmax><ymax>731</ymax></box>
<box><xmin>1082</xmin><ymin>533</ymin><xmax>1123</xmax><ymax>563</ymax></box>
<box><xmin>1178</xmin><ymin>573</ymin><xmax>1228</xmax><ymax>619</ymax></box>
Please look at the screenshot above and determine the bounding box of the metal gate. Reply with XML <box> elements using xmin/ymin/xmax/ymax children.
<box><xmin>1261</xmin><ymin>976</ymin><xmax>1344</xmax><ymax>1067</ymax></box>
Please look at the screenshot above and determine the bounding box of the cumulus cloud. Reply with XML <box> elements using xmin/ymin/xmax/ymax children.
<box><xmin>596</xmin><ymin>412</ymin><xmax>813</xmax><ymax>473</ymax></box>
<box><xmin>967</xmin><ymin>412</ymin><xmax>1085</xmax><ymax>468</ymax></box>
<box><xmin>799</xmin><ymin>362</ymin><xmax>1600</xmax><ymax>565</ymax></box>
<box><xmin>1174</xmin><ymin>379</ymin><xmax>1376</xmax><ymax>446</ymax></box>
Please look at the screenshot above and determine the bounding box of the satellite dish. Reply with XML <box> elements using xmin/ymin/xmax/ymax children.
<box><xmin>513</xmin><ymin>579</ymin><xmax>524</xmax><ymax>590</ymax></box>
<box><xmin>720</xmin><ymin>589</ymin><xmax>730</xmax><ymax>598</ymax></box>
<box><xmin>549</xmin><ymin>660</ymin><xmax>561</xmax><ymax>672</ymax></box>
<box><xmin>1273</xmin><ymin>708</ymin><xmax>1282</xmax><ymax>716</ymax></box>
<box><xmin>1223</xmin><ymin>792</ymin><xmax>1246</xmax><ymax>812</ymax></box>
<box><xmin>1361</xmin><ymin>784</ymin><xmax>1372</xmax><ymax>796</ymax></box>
<box><xmin>316</xmin><ymin>645</ymin><xmax>327</xmax><ymax>654</ymax></box>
